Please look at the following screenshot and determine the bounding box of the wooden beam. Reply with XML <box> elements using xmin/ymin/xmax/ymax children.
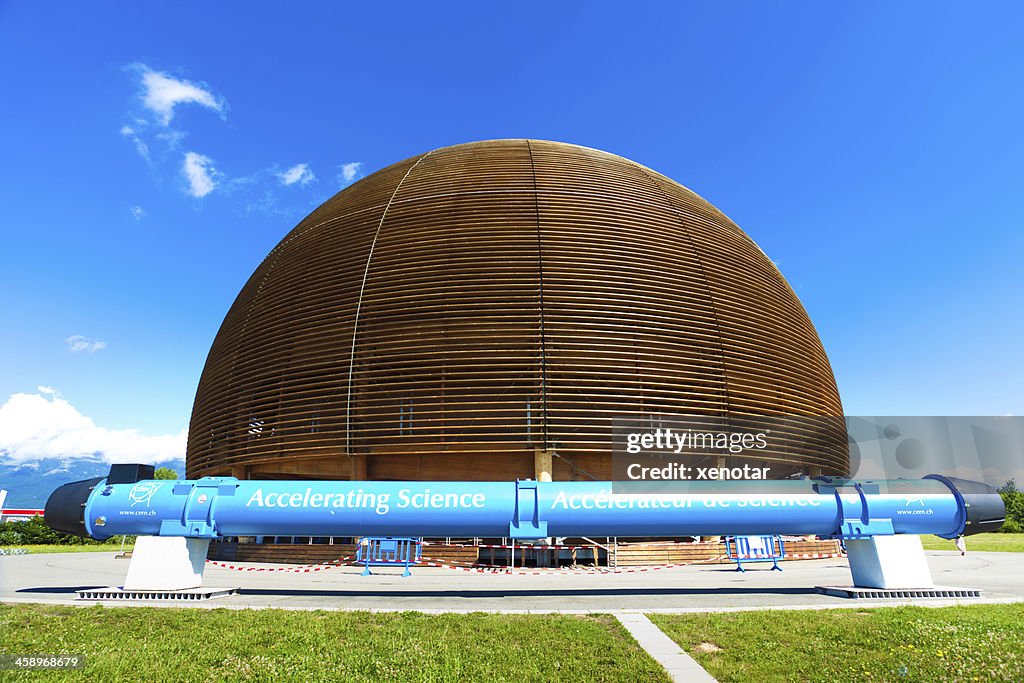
<box><xmin>350</xmin><ymin>453</ymin><xmax>367</xmax><ymax>481</ymax></box>
<box><xmin>535</xmin><ymin>448</ymin><xmax>553</xmax><ymax>482</ymax></box>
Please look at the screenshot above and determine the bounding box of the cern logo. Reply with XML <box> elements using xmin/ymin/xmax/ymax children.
<box><xmin>128</xmin><ymin>482</ymin><xmax>162</xmax><ymax>508</ymax></box>
<box><xmin>904</xmin><ymin>495</ymin><xmax>927</xmax><ymax>507</ymax></box>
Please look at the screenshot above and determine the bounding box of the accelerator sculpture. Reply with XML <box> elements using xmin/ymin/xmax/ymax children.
<box><xmin>45</xmin><ymin>466</ymin><xmax>1004</xmax><ymax>591</ymax></box>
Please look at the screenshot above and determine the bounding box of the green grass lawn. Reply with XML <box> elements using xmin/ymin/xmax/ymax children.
<box><xmin>0</xmin><ymin>605</ymin><xmax>668</xmax><ymax>682</ymax></box>
<box><xmin>920</xmin><ymin>533</ymin><xmax>1024</xmax><ymax>552</ymax></box>
<box><xmin>651</xmin><ymin>604</ymin><xmax>1024</xmax><ymax>683</ymax></box>
<box><xmin>0</xmin><ymin>543</ymin><xmax>129</xmax><ymax>555</ymax></box>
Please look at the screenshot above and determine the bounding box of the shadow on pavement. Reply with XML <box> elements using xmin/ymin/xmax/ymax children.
<box><xmin>17</xmin><ymin>586</ymin><xmax>107</xmax><ymax>594</ymax></box>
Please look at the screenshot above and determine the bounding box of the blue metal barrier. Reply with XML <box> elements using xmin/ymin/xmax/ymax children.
<box><xmin>724</xmin><ymin>535</ymin><xmax>784</xmax><ymax>572</ymax></box>
<box><xmin>356</xmin><ymin>536</ymin><xmax>422</xmax><ymax>577</ymax></box>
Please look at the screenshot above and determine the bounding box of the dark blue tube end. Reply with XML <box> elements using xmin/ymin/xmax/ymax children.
<box><xmin>925</xmin><ymin>474</ymin><xmax>1006</xmax><ymax>537</ymax></box>
<box><xmin>44</xmin><ymin>477</ymin><xmax>104</xmax><ymax>538</ymax></box>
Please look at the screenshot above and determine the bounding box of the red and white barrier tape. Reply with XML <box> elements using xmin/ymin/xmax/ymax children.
<box><xmin>206</xmin><ymin>549</ymin><xmax>842</xmax><ymax>575</ymax></box>
<box><xmin>417</xmin><ymin>554</ymin><xmax>729</xmax><ymax>575</ymax></box>
<box><xmin>206</xmin><ymin>555</ymin><xmax>355</xmax><ymax>573</ymax></box>
<box><xmin>428</xmin><ymin>541</ymin><xmax>840</xmax><ymax>553</ymax></box>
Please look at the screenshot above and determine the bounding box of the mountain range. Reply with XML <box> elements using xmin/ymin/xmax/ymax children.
<box><xmin>0</xmin><ymin>458</ymin><xmax>187</xmax><ymax>509</ymax></box>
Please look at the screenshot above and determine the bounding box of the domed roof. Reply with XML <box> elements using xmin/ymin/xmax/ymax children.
<box><xmin>186</xmin><ymin>139</ymin><xmax>846</xmax><ymax>480</ymax></box>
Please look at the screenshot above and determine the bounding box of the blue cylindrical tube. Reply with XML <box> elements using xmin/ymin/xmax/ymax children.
<box><xmin>59</xmin><ymin>475</ymin><xmax>996</xmax><ymax>542</ymax></box>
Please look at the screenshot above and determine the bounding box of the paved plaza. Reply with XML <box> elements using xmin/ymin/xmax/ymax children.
<box><xmin>2</xmin><ymin>550</ymin><xmax>1021</xmax><ymax>613</ymax></box>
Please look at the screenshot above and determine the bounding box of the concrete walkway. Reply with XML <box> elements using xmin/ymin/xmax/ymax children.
<box><xmin>615</xmin><ymin>612</ymin><xmax>718</xmax><ymax>682</ymax></box>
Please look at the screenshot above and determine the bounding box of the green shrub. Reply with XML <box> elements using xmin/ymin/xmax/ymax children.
<box><xmin>1001</xmin><ymin>519</ymin><xmax>1022</xmax><ymax>534</ymax></box>
<box><xmin>0</xmin><ymin>528</ymin><xmax>23</xmax><ymax>545</ymax></box>
<box><xmin>0</xmin><ymin>515</ymin><xmax>134</xmax><ymax>546</ymax></box>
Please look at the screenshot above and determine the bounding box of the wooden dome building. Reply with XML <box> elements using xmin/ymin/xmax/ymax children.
<box><xmin>186</xmin><ymin>139</ymin><xmax>846</xmax><ymax>483</ymax></box>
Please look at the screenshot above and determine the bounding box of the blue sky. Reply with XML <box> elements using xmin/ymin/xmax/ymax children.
<box><xmin>1</xmin><ymin>2</ymin><xmax>1022</xmax><ymax>464</ymax></box>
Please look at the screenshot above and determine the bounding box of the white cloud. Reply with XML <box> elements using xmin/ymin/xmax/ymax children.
<box><xmin>338</xmin><ymin>162</ymin><xmax>363</xmax><ymax>185</ymax></box>
<box><xmin>66</xmin><ymin>335</ymin><xmax>107</xmax><ymax>353</ymax></box>
<box><xmin>0</xmin><ymin>390</ymin><xmax>186</xmax><ymax>465</ymax></box>
<box><xmin>278</xmin><ymin>163</ymin><xmax>315</xmax><ymax>187</ymax></box>
<box><xmin>36</xmin><ymin>386</ymin><xmax>59</xmax><ymax>397</ymax></box>
<box><xmin>182</xmin><ymin>151</ymin><xmax>218</xmax><ymax>198</ymax></box>
<box><xmin>155</xmin><ymin>128</ymin><xmax>187</xmax><ymax>149</ymax></box>
<box><xmin>136</xmin><ymin>65</ymin><xmax>225</xmax><ymax>126</ymax></box>
<box><xmin>118</xmin><ymin>65</ymin><xmax>326</xmax><ymax>213</ymax></box>
<box><xmin>120</xmin><ymin>125</ymin><xmax>150</xmax><ymax>162</ymax></box>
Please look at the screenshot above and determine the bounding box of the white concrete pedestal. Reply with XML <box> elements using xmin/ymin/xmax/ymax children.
<box><xmin>122</xmin><ymin>536</ymin><xmax>210</xmax><ymax>591</ymax></box>
<box><xmin>846</xmin><ymin>535</ymin><xmax>933</xmax><ymax>589</ymax></box>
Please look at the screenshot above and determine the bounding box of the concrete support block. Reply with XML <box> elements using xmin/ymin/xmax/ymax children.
<box><xmin>123</xmin><ymin>536</ymin><xmax>209</xmax><ymax>591</ymax></box>
<box><xmin>847</xmin><ymin>535</ymin><xmax>933</xmax><ymax>589</ymax></box>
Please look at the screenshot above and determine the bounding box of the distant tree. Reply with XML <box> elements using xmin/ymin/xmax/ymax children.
<box><xmin>998</xmin><ymin>480</ymin><xmax>1023</xmax><ymax>534</ymax></box>
<box><xmin>154</xmin><ymin>467</ymin><xmax>179</xmax><ymax>480</ymax></box>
